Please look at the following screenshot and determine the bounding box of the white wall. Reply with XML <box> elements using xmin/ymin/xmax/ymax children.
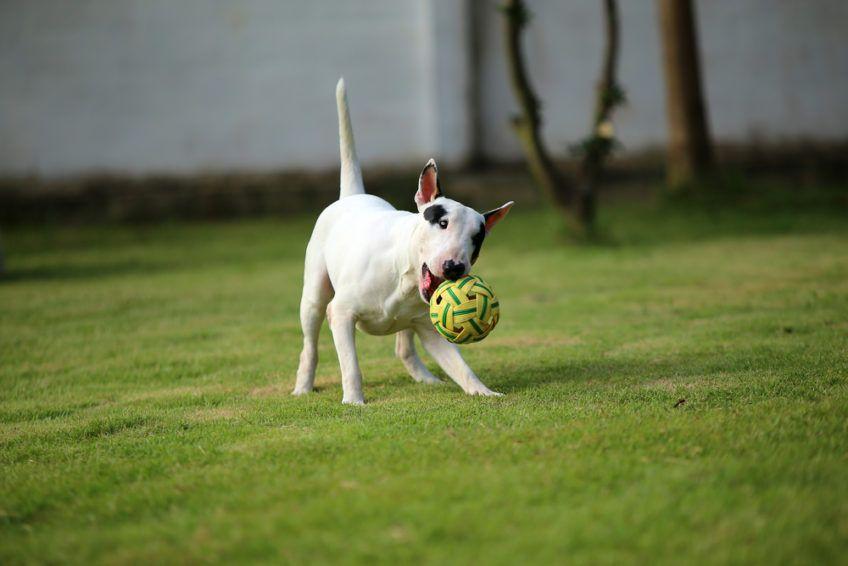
<box><xmin>0</xmin><ymin>1</ymin><xmax>441</xmax><ymax>176</ymax></box>
<box><xmin>478</xmin><ymin>0</ymin><xmax>848</xmax><ymax>159</ymax></box>
<box><xmin>1</xmin><ymin>0</ymin><xmax>847</xmax><ymax>177</ymax></box>
<box><xmin>698</xmin><ymin>1</ymin><xmax>848</xmax><ymax>142</ymax></box>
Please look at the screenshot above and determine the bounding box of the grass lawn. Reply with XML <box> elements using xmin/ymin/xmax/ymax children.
<box><xmin>1</xmin><ymin>186</ymin><xmax>847</xmax><ymax>563</ymax></box>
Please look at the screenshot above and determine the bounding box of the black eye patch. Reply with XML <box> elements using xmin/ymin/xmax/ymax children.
<box><xmin>423</xmin><ymin>204</ymin><xmax>447</xmax><ymax>225</ymax></box>
<box><xmin>470</xmin><ymin>222</ymin><xmax>486</xmax><ymax>263</ymax></box>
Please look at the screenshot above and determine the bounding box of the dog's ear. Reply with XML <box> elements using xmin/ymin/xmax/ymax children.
<box><xmin>483</xmin><ymin>201</ymin><xmax>514</xmax><ymax>232</ymax></box>
<box><xmin>415</xmin><ymin>158</ymin><xmax>442</xmax><ymax>210</ymax></box>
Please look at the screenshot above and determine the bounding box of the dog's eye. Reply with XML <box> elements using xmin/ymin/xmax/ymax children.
<box><xmin>439</xmin><ymin>220</ymin><xmax>448</xmax><ymax>229</ymax></box>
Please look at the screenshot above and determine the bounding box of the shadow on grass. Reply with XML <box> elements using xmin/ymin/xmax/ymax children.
<box><xmin>357</xmin><ymin>354</ymin><xmax>731</xmax><ymax>398</ymax></box>
<box><xmin>492</xmin><ymin>357</ymin><xmax>671</xmax><ymax>392</ymax></box>
<box><xmin>546</xmin><ymin>178</ymin><xmax>848</xmax><ymax>248</ymax></box>
<box><xmin>489</xmin><ymin>347</ymin><xmax>782</xmax><ymax>394</ymax></box>
<box><xmin>0</xmin><ymin>259</ymin><xmax>174</xmax><ymax>283</ymax></box>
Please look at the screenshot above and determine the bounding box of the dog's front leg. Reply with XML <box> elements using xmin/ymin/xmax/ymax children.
<box><xmin>327</xmin><ymin>301</ymin><xmax>365</xmax><ymax>405</ymax></box>
<box><xmin>414</xmin><ymin>324</ymin><xmax>502</xmax><ymax>397</ymax></box>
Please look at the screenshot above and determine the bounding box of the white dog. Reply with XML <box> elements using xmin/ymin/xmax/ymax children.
<box><xmin>292</xmin><ymin>79</ymin><xmax>513</xmax><ymax>404</ymax></box>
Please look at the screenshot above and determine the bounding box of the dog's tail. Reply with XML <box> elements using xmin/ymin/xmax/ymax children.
<box><xmin>336</xmin><ymin>78</ymin><xmax>365</xmax><ymax>198</ymax></box>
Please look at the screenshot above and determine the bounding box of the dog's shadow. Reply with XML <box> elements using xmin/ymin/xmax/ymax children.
<box><xmin>486</xmin><ymin>351</ymin><xmax>737</xmax><ymax>393</ymax></box>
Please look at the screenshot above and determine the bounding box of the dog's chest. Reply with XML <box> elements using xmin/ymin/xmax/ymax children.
<box><xmin>354</xmin><ymin>288</ymin><xmax>428</xmax><ymax>336</ymax></box>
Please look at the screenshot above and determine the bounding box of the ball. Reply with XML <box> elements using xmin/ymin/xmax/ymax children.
<box><xmin>429</xmin><ymin>275</ymin><xmax>499</xmax><ymax>344</ymax></box>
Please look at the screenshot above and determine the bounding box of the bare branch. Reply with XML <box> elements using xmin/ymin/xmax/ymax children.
<box><xmin>500</xmin><ymin>0</ymin><xmax>624</xmax><ymax>235</ymax></box>
<box><xmin>500</xmin><ymin>0</ymin><xmax>574</xmax><ymax>213</ymax></box>
<box><xmin>576</xmin><ymin>0</ymin><xmax>624</xmax><ymax>228</ymax></box>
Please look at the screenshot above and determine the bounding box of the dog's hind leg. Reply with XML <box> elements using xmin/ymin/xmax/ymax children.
<box><xmin>395</xmin><ymin>329</ymin><xmax>441</xmax><ymax>384</ymax></box>
<box><xmin>293</xmin><ymin>253</ymin><xmax>333</xmax><ymax>396</ymax></box>
<box><xmin>326</xmin><ymin>301</ymin><xmax>365</xmax><ymax>405</ymax></box>
<box><xmin>415</xmin><ymin>324</ymin><xmax>502</xmax><ymax>397</ymax></box>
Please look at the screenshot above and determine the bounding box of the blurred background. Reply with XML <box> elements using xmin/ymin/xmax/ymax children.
<box><xmin>1</xmin><ymin>0</ymin><xmax>846</xmax><ymax>224</ymax></box>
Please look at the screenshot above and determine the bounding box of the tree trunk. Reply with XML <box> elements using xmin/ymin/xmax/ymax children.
<box><xmin>658</xmin><ymin>0</ymin><xmax>713</xmax><ymax>188</ymax></box>
<box><xmin>501</xmin><ymin>0</ymin><xmax>575</xmax><ymax>221</ymax></box>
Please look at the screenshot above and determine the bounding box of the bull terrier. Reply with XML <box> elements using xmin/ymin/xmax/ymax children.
<box><xmin>292</xmin><ymin>78</ymin><xmax>513</xmax><ymax>404</ymax></box>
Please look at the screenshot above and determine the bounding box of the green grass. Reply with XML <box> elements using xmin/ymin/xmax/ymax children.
<box><xmin>2</xmin><ymin>187</ymin><xmax>848</xmax><ymax>564</ymax></box>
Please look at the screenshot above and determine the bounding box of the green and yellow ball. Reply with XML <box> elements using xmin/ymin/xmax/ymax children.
<box><xmin>429</xmin><ymin>275</ymin><xmax>499</xmax><ymax>344</ymax></box>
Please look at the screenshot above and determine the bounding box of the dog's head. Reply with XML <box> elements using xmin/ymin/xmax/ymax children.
<box><xmin>414</xmin><ymin>159</ymin><xmax>513</xmax><ymax>303</ymax></box>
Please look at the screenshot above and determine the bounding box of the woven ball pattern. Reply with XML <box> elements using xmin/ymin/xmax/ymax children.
<box><xmin>429</xmin><ymin>275</ymin><xmax>499</xmax><ymax>344</ymax></box>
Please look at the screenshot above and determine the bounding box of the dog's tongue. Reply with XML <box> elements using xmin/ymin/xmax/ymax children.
<box><xmin>422</xmin><ymin>264</ymin><xmax>444</xmax><ymax>301</ymax></box>
<box><xmin>426</xmin><ymin>271</ymin><xmax>437</xmax><ymax>293</ymax></box>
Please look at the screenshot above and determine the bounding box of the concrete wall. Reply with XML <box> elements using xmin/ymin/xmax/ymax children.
<box><xmin>0</xmin><ymin>1</ymin><xmax>447</xmax><ymax>175</ymax></box>
<box><xmin>478</xmin><ymin>0</ymin><xmax>848</xmax><ymax>160</ymax></box>
<box><xmin>1</xmin><ymin>0</ymin><xmax>847</xmax><ymax>177</ymax></box>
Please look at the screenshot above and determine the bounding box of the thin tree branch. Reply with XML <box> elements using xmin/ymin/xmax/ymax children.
<box><xmin>577</xmin><ymin>0</ymin><xmax>623</xmax><ymax>228</ymax></box>
<box><xmin>596</xmin><ymin>0</ymin><xmax>620</xmax><ymax>126</ymax></box>
<box><xmin>501</xmin><ymin>0</ymin><xmax>574</xmax><ymax>213</ymax></box>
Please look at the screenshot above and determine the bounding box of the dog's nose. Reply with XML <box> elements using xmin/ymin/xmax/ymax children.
<box><xmin>442</xmin><ymin>260</ymin><xmax>466</xmax><ymax>280</ymax></box>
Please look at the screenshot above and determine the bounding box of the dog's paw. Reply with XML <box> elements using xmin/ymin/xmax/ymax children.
<box><xmin>480</xmin><ymin>390</ymin><xmax>504</xmax><ymax>397</ymax></box>
<box><xmin>466</xmin><ymin>386</ymin><xmax>504</xmax><ymax>397</ymax></box>
<box><xmin>414</xmin><ymin>373</ymin><xmax>443</xmax><ymax>385</ymax></box>
<box><xmin>291</xmin><ymin>387</ymin><xmax>312</xmax><ymax>396</ymax></box>
<box><xmin>342</xmin><ymin>396</ymin><xmax>366</xmax><ymax>406</ymax></box>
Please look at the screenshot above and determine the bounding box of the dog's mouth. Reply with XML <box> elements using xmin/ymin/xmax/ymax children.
<box><xmin>420</xmin><ymin>263</ymin><xmax>444</xmax><ymax>303</ymax></box>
